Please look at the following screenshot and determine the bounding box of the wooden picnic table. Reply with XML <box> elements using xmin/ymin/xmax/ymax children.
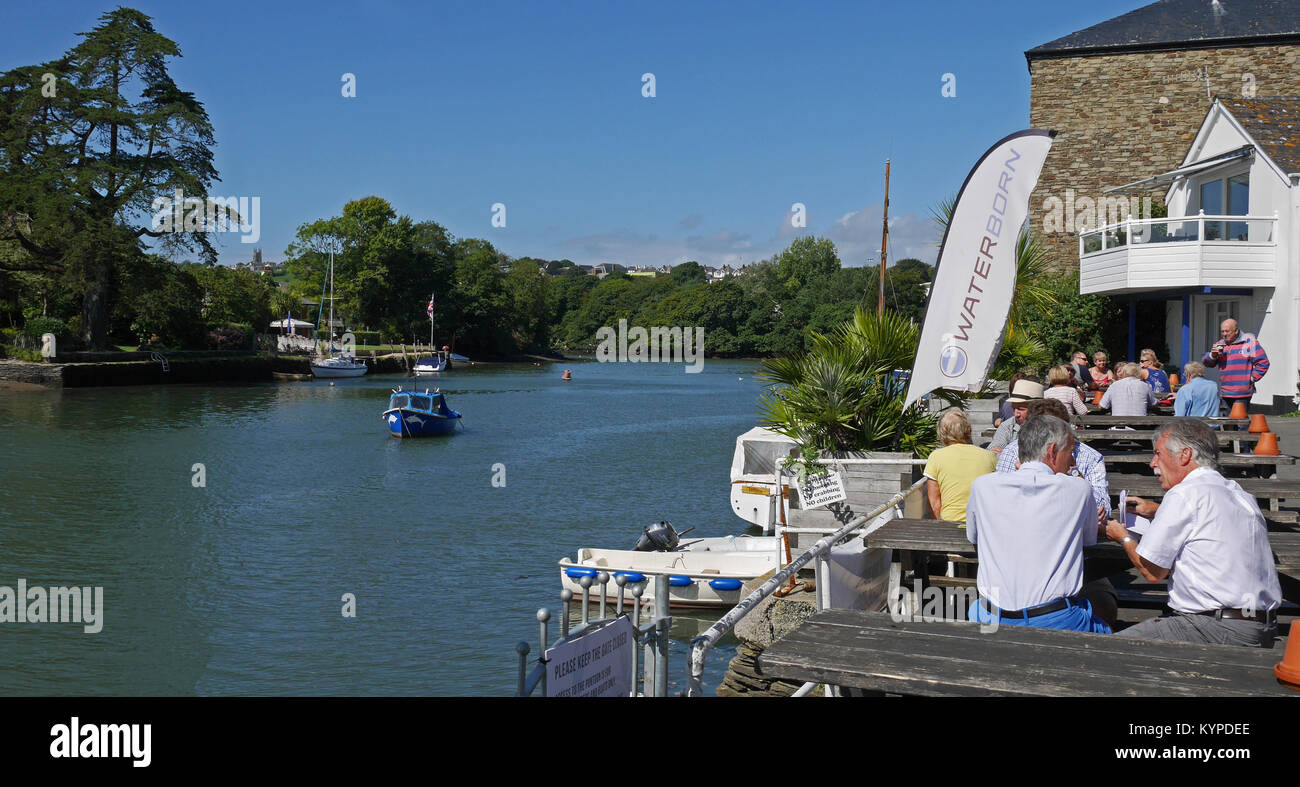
<box><xmin>755</xmin><ymin>608</ymin><xmax>1297</xmax><ymax>696</ymax></box>
<box><xmin>869</xmin><ymin>518</ymin><xmax>1300</xmax><ymax>601</ymax></box>
<box><xmin>1075</xmin><ymin>415</ymin><xmax>1247</xmax><ymax>429</ymax></box>
<box><xmin>1086</xmin><ymin>403</ymin><xmax>1175</xmax><ymax>415</ymax></box>
<box><xmin>981</xmin><ymin>427</ymin><xmax>1263</xmax><ymax>452</ymax></box>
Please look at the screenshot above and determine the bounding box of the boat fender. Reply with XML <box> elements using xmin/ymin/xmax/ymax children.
<box><xmin>668</xmin><ymin>575</ymin><xmax>693</xmax><ymax>587</ymax></box>
<box><xmin>614</xmin><ymin>571</ymin><xmax>645</xmax><ymax>583</ymax></box>
<box><xmin>708</xmin><ymin>578</ymin><xmax>743</xmax><ymax>591</ymax></box>
<box><xmin>564</xmin><ymin>567</ymin><xmax>598</xmax><ymax>579</ymax></box>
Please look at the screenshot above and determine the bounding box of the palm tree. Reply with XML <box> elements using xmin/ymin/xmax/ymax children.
<box><xmin>758</xmin><ymin>307</ymin><xmax>958</xmax><ymax>460</ymax></box>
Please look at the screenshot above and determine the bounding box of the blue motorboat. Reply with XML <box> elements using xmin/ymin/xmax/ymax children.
<box><xmin>383</xmin><ymin>388</ymin><xmax>461</xmax><ymax>437</ymax></box>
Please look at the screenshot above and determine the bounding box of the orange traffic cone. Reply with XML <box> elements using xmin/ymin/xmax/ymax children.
<box><xmin>1229</xmin><ymin>400</ymin><xmax>1249</xmax><ymax>420</ymax></box>
<box><xmin>1276</xmin><ymin>624</ymin><xmax>1300</xmax><ymax>689</ymax></box>
<box><xmin>1248</xmin><ymin>414</ymin><xmax>1270</xmax><ymax>433</ymax></box>
<box><xmin>1254</xmin><ymin>432</ymin><xmax>1280</xmax><ymax>456</ymax></box>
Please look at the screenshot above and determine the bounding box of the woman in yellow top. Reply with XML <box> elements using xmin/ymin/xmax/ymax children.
<box><xmin>923</xmin><ymin>410</ymin><xmax>997</xmax><ymax>523</ymax></box>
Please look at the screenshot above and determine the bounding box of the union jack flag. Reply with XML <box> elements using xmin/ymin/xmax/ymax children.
<box><xmin>427</xmin><ymin>293</ymin><xmax>435</xmax><ymax>320</ymax></box>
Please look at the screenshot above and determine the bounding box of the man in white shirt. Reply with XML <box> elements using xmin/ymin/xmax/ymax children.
<box><xmin>1106</xmin><ymin>420</ymin><xmax>1281</xmax><ymax>647</ymax></box>
<box><xmin>966</xmin><ymin>415</ymin><xmax>1112</xmax><ymax>633</ymax></box>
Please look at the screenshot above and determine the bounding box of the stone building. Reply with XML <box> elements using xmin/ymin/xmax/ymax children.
<box><xmin>1026</xmin><ymin>0</ymin><xmax>1300</xmax><ymax>272</ymax></box>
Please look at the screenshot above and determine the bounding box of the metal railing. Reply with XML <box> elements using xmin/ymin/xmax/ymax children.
<box><xmin>1079</xmin><ymin>212</ymin><xmax>1277</xmax><ymax>256</ymax></box>
<box><xmin>516</xmin><ymin>571</ymin><xmax>673</xmax><ymax>697</ymax></box>
<box><xmin>686</xmin><ymin>476</ymin><xmax>927</xmax><ymax>697</ymax></box>
<box><xmin>150</xmin><ymin>351</ymin><xmax>170</xmax><ymax>372</ymax></box>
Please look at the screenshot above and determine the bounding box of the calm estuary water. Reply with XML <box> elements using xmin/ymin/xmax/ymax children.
<box><xmin>0</xmin><ymin>359</ymin><xmax>765</xmax><ymax>696</ymax></box>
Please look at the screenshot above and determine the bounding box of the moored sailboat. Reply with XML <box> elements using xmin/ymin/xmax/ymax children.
<box><xmin>311</xmin><ymin>242</ymin><xmax>367</xmax><ymax>378</ymax></box>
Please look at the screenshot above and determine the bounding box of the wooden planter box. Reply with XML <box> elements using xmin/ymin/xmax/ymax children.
<box><xmin>786</xmin><ymin>450</ymin><xmax>917</xmax><ymax>534</ymax></box>
<box><xmin>784</xmin><ymin>450</ymin><xmax>920</xmax><ymax>613</ymax></box>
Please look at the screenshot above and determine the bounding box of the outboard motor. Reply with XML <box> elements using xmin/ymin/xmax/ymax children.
<box><xmin>635</xmin><ymin>520</ymin><xmax>685</xmax><ymax>551</ymax></box>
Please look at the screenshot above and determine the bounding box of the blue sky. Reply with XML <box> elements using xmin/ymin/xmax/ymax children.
<box><xmin>2</xmin><ymin>0</ymin><xmax>1146</xmax><ymax>268</ymax></box>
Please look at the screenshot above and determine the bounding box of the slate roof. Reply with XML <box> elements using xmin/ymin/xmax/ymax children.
<box><xmin>1027</xmin><ymin>0</ymin><xmax>1300</xmax><ymax>58</ymax></box>
<box><xmin>1220</xmin><ymin>96</ymin><xmax>1300</xmax><ymax>172</ymax></box>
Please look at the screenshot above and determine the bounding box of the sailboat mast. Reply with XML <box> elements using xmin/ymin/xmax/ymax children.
<box><xmin>878</xmin><ymin>159</ymin><xmax>891</xmax><ymax>316</ymax></box>
<box><xmin>328</xmin><ymin>247</ymin><xmax>335</xmax><ymax>347</ymax></box>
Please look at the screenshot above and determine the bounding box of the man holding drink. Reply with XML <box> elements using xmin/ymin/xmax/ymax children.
<box><xmin>1203</xmin><ymin>318</ymin><xmax>1269</xmax><ymax>414</ymax></box>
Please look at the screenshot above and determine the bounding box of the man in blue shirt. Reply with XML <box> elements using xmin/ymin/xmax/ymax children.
<box><xmin>1174</xmin><ymin>361</ymin><xmax>1219</xmax><ymax>418</ymax></box>
<box><xmin>995</xmin><ymin>398</ymin><xmax>1110</xmax><ymax>522</ymax></box>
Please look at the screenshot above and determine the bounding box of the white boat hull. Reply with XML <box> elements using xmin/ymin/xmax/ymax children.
<box><xmin>559</xmin><ymin>542</ymin><xmax>780</xmax><ymax>610</ymax></box>
<box><xmin>729</xmin><ymin>427</ymin><xmax>799</xmax><ymax>533</ymax></box>
<box><xmin>311</xmin><ymin>361</ymin><xmax>368</xmax><ymax>378</ymax></box>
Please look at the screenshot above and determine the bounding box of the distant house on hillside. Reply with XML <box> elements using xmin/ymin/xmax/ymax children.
<box><xmin>1026</xmin><ymin>0</ymin><xmax>1300</xmax><ymax>272</ymax></box>
<box><xmin>591</xmin><ymin>263</ymin><xmax>627</xmax><ymax>279</ymax></box>
<box><xmin>1079</xmin><ymin>95</ymin><xmax>1300</xmax><ymax>409</ymax></box>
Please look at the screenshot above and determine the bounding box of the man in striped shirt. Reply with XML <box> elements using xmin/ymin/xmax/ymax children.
<box><xmin>1203</xmin><ymin>319</ymin><xmax>1269</xmax><ymax>414</ymax></box>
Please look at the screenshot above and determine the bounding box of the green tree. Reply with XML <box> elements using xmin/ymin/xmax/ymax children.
<box><xmin>504</xmin><ymin>258</ymin><xmax>552</xmax><ymax>351</ymax></box>
<box><xmin>191</xmin><ymin>264</ymin><xmax>274</xmax><ymax>329</ymax></box>
<box><xmin>284</xmin><ymin>198</ymin><xmax>455</xmax><ymax>343</ymax></box>
<box><xmin>0</xmin><ymin>8</ymin><xmax>219</xmax><ymax>348</ymax></box>
<box><xmin>775</xmin><ymin>236</ymin><xmax>840</xmax><ymax>291</ymax></box>
<box><xmin>669</xmin><ymin>261</ymin><xmax>707</xmax><ymax>286</ymax></box>
<box><xmin>114</xmin><ymin>255</ymin><xmax>204</xmax><ymax>348</ymax></box>
<box><xmin>446</xmin><ymin>238</ymin><xmax>510</xmax><ymax>353</ymax></box>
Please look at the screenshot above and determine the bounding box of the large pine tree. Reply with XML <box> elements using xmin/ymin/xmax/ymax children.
<box><xmin>0</xmin><ymin>8</ymin><xmax>218</xmax><ymax>347</ymax></box>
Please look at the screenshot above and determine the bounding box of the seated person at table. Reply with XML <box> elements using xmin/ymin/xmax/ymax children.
<box><xmin>1173</xmin><ymin>361</ymin><xmax>1219</xmax><ymax>418</ymax></box>
<box><xmin>1071</xmin><ymin>351</ymin><xmax>1094</xmax><ymax>395</ymax></box>
<box><xmin>1090</xmin><ymin>352</ymin><xmax>1116</xmax><ymax>389</ymax></box>
<box><xmin>993</xmin><ymin>372</ymin><xmax>1027</xmax><ymax>428</ymax></box>
<box><xmin>966</xmin><ymin>415</ymin><xmax>1111</xmax><ymax>633</ymax></box>
<box><xmin>995</xmin><ymin>398</ymin><xmax>1110</xmax><ymax>522</ymax></box>
<box><xmin>1099</xmin><ymin>362</ymin><xmax>1157</xmax><ymax>416</ymax></box>
<box><xmin>1045</xmin><ymin>364</ymin><xmax>1089</xmax><ymax>416</ymax></box>
<box><xmin>1105</xmin><ymin>420</ymin><xmax>1281</xmax><ymax>647</ymax></box>
<box><xmin>996</xmin><ymin>398</ymin><xmax>1116</xmax><ymax>626</ymax></box>
<box><xmin>1139</xmin><ymin>349</ymin><xmax>1170</xmax><ymax>395</ymax></box>
<box><xmin>923</xmin><ymin>410</ymin><xmax>996</xmax><ymax>523</ymax></box>
<box><xmin>988</xmin><ymin>379</ymin><xmax>1043</xmax><ymax>453</ymax></box>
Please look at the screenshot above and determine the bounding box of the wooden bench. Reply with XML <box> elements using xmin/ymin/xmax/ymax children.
<box><xmin>755</xmin><ymin>609</ymin><xmax>1296</xmax><ymax>696</ymax></box>
<box><xmin>1108</xmin><ymin>473</ymin><xmax>1300</xmax><ymax>517</ymax></box>
<box><xmin>1098</xmin><ymin>451</ymin><xmax>1292</xmax><ymax>473</ymax></box>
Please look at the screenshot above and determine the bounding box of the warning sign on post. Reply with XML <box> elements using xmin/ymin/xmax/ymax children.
<box><xmin>797</xmin><ymin>470</ymin><xmax>847</xmax><ymax>509</ymax></box>
<box><xmin>545</xmin><ymin>616</ymin><xmax>634</xmax><ymax>697</ymax></box>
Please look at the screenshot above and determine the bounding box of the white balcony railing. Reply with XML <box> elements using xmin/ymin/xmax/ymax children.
<box><xmin>1077</xmin><ymin>212</ymin><xmax>1278</xmax><ymax>295</ymax></box>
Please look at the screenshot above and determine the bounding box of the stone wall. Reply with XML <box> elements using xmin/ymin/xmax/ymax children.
<box><xmin>0</xmin><ymin>360</ymin><xmax>64</xmax><ymax>387</ymax></box>
<box><xmin>1028</xmin><ymin>43</ymin><xmax>1300</xmax><ymax>272</ymax></box>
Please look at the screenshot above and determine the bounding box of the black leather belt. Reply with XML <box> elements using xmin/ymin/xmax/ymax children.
<box><xmin>981</xmin><ymin>595</ymin><xmax>1082</xmax><ymax>619</ymax></box>
<box><xmin>1164</xmin><ymin>605</ymin><xmax>1277</xmax><ymax>625</ymax></box>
